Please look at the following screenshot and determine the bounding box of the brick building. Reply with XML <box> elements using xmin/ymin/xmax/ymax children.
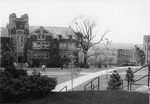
<box><xmin>117</xmin><ymin>49</ymin><xmax>136</xmax><ymax>66</ymax></box>
<box><xmin>0</xmin><ymin>13</ymin><xmax>77</xmax><ymax>68</ymax></box>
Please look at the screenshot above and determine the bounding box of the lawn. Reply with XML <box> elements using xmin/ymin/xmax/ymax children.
<box><xmin>20</xmin><ymin>90</ymin><xmax>149</xmax><ymax>104</ymax></box>
<box><xmin>27</xmin><ymin>67</ymin><xmax>149</xmax><ymax>91</ymax></box>
<box><xmin>72</xmin><ymin>67</ymin><xmax>149</xmax><ymax>91</ymax></box>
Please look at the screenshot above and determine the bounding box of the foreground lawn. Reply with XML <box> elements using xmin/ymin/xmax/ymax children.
<box><xmin>21</xmin><ymin>90</ymin><xmax>149</xmax><ymax>104</ymax></box>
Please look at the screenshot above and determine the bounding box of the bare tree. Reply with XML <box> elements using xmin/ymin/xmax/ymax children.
<box><xmin>69</xmin><ymin>47</ymin><xmax>82</xmax><ymax>91</ymax></box>
<box><xmin>71</xmin><ymin>15</ymin><xmax>109</xmax><ymax>67</ymax></box>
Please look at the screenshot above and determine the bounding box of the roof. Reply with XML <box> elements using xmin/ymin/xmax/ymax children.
<box><xmin>0</xmin><ymin>26</ymin><xmax>75</xmax><ymax>39</ymax></box>
<box><xmin>0</xmin><ymin>27</ymin><xmax>9</xmax><ymax>37</ymax></box>
<box><xmin>29</xmin><ymin>26</ymin><xmax>75</xmax><ymax>39</ymax></box>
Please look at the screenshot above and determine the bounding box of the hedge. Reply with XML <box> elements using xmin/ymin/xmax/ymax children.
<box><xmin>0</xmin><ymin>67</ymin><xmax>57</xmax><ymax>103</ymax></box>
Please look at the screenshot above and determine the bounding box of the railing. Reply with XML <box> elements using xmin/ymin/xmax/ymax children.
<box><xmin>59</xmin><ymin>86</ymin><xmax>67</xmax><ymax>92</ymax></box>
<box><xmin>84</xmin><ymin>77</ymin><xmax>100</xmax><ymax>91</ymax></box>
<box><xmin>122</xmin><ymin>64</ymin><xmax>150</xmax><ymax>90</ymax></box>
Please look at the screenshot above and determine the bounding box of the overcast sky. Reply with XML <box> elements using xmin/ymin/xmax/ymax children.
<box><xmin>0</xmin><ymin>0</ymin><xmax>150</xmax><ymax>44</ymax></box>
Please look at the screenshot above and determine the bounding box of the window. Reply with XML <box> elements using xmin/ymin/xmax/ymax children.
<box><xmin>38</xmin><ymin>35</ymin><xmax>41</xmax><ymax>39</ymax></box>
<box><xmin>39</xmin><ymin>52</ymin><xmax>49</xmax><ymax>59</ymax></box>
<box><xmin>17</xmin><ymin>35</ymin><xmax>24</xmax><ymax>43</ymax></box>
<box><xmin>43</xmin><ymin>30</ymin><xmax>48</xmax><ymax>33</ymax></box>
<box><xmin>145</xmin><ymin>38</ymin><xmax>147</xmax><ymax>42</ymax></box>
<box><xmin>16</xmin><ymin>30</ymin><xmax>24</xmax><ymax>34</ymax></box>
<box><xmin>32</xmin><ymin>42</ymin><xmax>41</xmax><ymax>49</ymax></box>
<box><xmin>59</xmin><ymin>43</ymin><xmax>66</xmax><ymax>48</ymax></box>
<box><xmin>46</xmin><ymin>42</ymin><xmax>49</xmax><ymax>45</ymax></box>
<box><xmin>68</xmin><ymin>43</ymin><xmax>75</xmax><ymax>49</ymax></box>
<box><xmin>42</xmin><ymin>46</ymin><xmax>45</xmax><ymax>48</ymax></box>
<box><xmin>21</xmin><ymin>36</ymin><xmax>24</xmax><ymax>42</ymax></box>
<box><xmin>33</xmin><ymin>52</ymin><xmax>38</xmax><ymax>59</ymax></box>
<box><xmin>37</xmin><ymin>35</ymin><xmax>45</xmax><ymax>40</ymax></box>
<box><xmin>37</xmin><ymin>42</ymin><xmax>40</xmax><ymax>45</ymax></box>
<box><xmin>42</xmin><ymin>35</ymin><xmax>45</xmax><ymax>39</ymax></box>
<box><xmin>35</xmin><ymin>30</ymin><xmax>40</xmax><ymax>33</ymax></box>
<box><xmin>41</xmin><ymin>42</ymin><xmax>50</xmax><ymax>49</ymax></box>
<box><xmin>33</xmin><ymin>41</ymin><xmax>50</xmax><ymax>49</ymax></box>
<box><xmin>45</xmin><ymin>53</ymin><xmax>49</xmax><ymax>59</ymax></box>
<box><xmin>42</xmin><ymin>42</ymin><xmax>45</xmax><ymax>45</ymax></box>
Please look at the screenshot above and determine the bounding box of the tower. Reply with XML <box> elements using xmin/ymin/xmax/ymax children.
<box><xmin>8</xmin><ymin>13</ymin><xmax>29</xmax><ymax>63</ymax></box>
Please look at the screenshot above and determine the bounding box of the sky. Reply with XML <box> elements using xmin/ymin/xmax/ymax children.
<box><xmin>0</xmin><ymin>0</ymin><xmax>150</xmax><ymax>44</ymax></box>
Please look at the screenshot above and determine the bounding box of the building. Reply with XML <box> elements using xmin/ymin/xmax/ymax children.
<box><xmin>143</xmin><ymin>35</ymin><xmax>150</xmax><ymax>62</ymax></box>
<box><xmin>7</xmin><ymin>13</ymin><xmax>29</xmax><ymax>63</ymax></box>
<box><xmin>0</xmin><ymin>37</ymin><xmax>13</xmax><ymax>67</ymax></box>
<box><xmin>117</xmin><ymin>49</ymin><xmax>136</xmax><ymax>66</ymax></box>
<box><xmin>0</xmin><ymin>13</ymin><xmax>77</xmax><ymax>68</ymax></box>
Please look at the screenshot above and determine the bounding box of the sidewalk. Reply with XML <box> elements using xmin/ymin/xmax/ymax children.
<box><xmin>53</xmin><ymin>67</ymin><xmax>128</xmax><ymax>92</ymax></box>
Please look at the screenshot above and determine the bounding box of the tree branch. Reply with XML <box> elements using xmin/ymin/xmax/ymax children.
<box><xmin>89</xmin><ymin>30</ymin><xmax>108</xmax><ymax>49</ymax></box>
<box><xmin>86</xmin><ymin>52</ymin><xmax>104</xmax><ymax>59</ymax></box>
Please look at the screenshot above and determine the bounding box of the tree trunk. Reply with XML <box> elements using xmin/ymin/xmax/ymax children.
<box><xmin>83</xmin><ymin>51</ymin><xmax>88</xmax><ymax>68</ymax></box>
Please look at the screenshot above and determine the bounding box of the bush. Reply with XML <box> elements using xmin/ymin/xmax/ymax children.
<box><xmin>4</xmin><ymin>66</ymin><xmax>27</xmax><ymax>78</ymax></box>
<box><xmin>0</xmin><ymin>67</ymin><xmax>57</xmax><ymax>103</ymax></box>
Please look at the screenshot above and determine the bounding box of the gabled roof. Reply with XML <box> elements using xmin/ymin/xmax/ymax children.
<box><xmin>29</xmin><ymin>26</ymin><xmax>75</xmax><ymax>39</ymax></box>
<box><xmin>0</xmin><ymin>27</ymin><xmax>9</xmax><ymax>37</ymax></box>
<box><xmin>0</xmin><ymin>26</ymin><xmax>75</xmax><ymax>39</ymax></box>
<box><xmin>30</xmin><ymin>26</ymin><xmax>53</xmax><ymax>37</ymax></box>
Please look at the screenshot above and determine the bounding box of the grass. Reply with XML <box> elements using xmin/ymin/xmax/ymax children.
<box><xmin>20</xmin><ymin>90</ymin><xmax>149</xmax><ymax>104</ymax></box>
<box><xmin>44</xmin><ymin>67</ymin><xmax>148</xmax><ymax>91</ymax></box>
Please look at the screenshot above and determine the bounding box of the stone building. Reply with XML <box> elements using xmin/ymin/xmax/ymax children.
<box><xmin>143</xmin><ymin>35</ymin><xmax>150</xmax><ymax>62</ymax></box>
<box><xmin>7</xmin><ymin>13</ymin><xmax>29</xmax><ymax>63</ymax></box>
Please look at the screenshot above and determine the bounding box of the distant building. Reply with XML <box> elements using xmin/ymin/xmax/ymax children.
<box><xmin>117</xmin><ymin>49</ymin><xmax>136</xmax><ymax>66</ymax></box>
<box><xmin>143</xmin><ymin>35</ymin><xmax>150</xmax><ymax>62</ymax></box>
<box><xmin>0</xmin><ymin>13</ymin><xmax>77</xmax><ymax>67</ymax></box>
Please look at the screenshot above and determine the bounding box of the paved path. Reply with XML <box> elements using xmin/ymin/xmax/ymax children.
<box><xmin>27</xmin><ymin>66</ymin><xmax>148</xmax><ymax>92</ymax></box>
<box><xmin>52</xmin><ymin>67</ymin><xmax>129</xmax><ymax>92</ymax></box>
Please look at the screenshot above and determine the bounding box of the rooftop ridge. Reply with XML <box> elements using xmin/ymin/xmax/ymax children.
<box><xmin>30</xmin><ymin>25</ymin><xmax>71</xmax><ymax>29</ymax></box>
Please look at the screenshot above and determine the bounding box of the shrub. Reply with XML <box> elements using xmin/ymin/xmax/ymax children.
<box><xmin>0</xmin><ymin>67</ymin><xmax>57</xmax><ymax>103</ymax></box>
<box><xmin>4</xmin><ymin>66</ymin><xmax>27</xmax><ymax>78</ymax></box>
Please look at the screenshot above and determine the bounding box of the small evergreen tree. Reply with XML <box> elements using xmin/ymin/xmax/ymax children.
<box><xmin>125</xmin><ymin>67</ymin><xmax>135</xmax><ymax>83</ymax></box>
<box><xmin>107</xmin><ymin>70</ymin><xmax>122</xmax><ymax>90</ymax></box>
